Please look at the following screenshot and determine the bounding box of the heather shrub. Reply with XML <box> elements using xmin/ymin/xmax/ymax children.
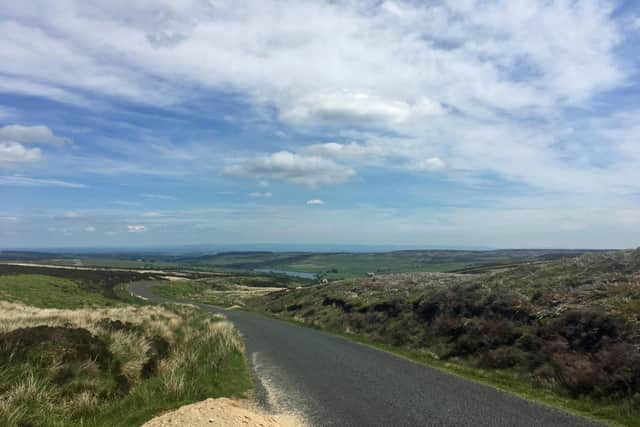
<box><xmin>546</xmin><ymin>309</ymin><xmax>627</xmax><ymax>352</ymax></box>
<box><xmin>449</xmin><ymin>318</ymin><xmax>522</xmax><ymax>357</ymax></box>
<box><xmin>478</xmin><ymin>346</ymin><xmax>527</xmax><ymax>369</ymax></box>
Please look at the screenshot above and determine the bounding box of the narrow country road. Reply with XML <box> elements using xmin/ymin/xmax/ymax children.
<box><xmin>129</xmin><ymin>281</ymin><xmax>602</xmax><ymax>427</ymax></box>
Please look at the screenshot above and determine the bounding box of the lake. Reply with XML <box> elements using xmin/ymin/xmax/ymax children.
<box><xmin>254</xmin><ymin>268</ymin><xmax>316</xmax><ymax>279</ymax></box>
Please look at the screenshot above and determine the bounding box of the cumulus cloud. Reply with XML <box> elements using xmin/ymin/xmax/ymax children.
<box><xmin>306</xmin><ymin>199</ymin><xmax>325</xmax><ymax>205</ymax></box>
<box><xmin>223</xmin><ymin>151</ymin><xmax>355</xmax><ymax>186</ymax></box>
<box><xmin>0</xmin><ymin>142</ymin><xmax>43</xmax><ymax>165</ymax></box>
<box><xmin>127</xmin><ymin>225</ymin><xmax>146</xmax><ymax>233</ymax></box>
<box><xmin>84</xmin><ymin>226</ymin><xmax>96</xmax><ymax>232</ymax></box>
<box><xmin>248</xmin><ymin>192</ymin><xmax>272</xmax><ymax>198</ymax></box>
<box><xmin>0</xmin><ymin>124</ymin><xmax>69</xmax><ymax>145</ymax></box>
<box><xmin>280</xmin><ymin>92</ymin><xmax>445</xmax><ymax>127</ymax></box>
<box><xmin>0</xmin><ymin>175</ymin><xmax>86</xmax><ymax>188</ymax></box>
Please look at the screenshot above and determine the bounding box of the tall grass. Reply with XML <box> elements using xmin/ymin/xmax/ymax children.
<box><xmin>0</xmin><ymin>301</ymin><xmax>251</xmax><ymax>427</ymax></box>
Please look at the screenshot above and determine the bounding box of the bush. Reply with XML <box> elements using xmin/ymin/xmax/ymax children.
<box><xmin>546</xmin><ymin>310</ymin><xmax>627</xmax><ymax>352</ymax></box>
<box><xmin>592</xmin><ymin>342</ymin><xmax>640</xmax><ymax>397</ymax></box>
<box><xmin>448</xmin><ymin>318</ymin><xmax>522</xmax><ymax>357</ymax></box>
<box><xmin>550</xmin><ymin>352</ymin><xmax>602</xmax><ymax>396</ymax></box>
<box><xmin>478</xmin><ymin>346</ymin><xmax>527</xmax><ymax>369</ymax></box>
<box><xmin>431</xmin><ymin>315</ymin><xmax>466</xmax><ymax>338</ymax></box>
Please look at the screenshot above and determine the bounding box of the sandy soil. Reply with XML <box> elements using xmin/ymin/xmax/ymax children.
<box><xmin>142</xmin><ymin>398</ymin><xmax>304</xmax><ymax>427</ymax></box>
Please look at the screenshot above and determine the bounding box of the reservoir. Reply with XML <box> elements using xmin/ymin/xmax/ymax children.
<box><xmin>254</xmin><ymin>268</ymin><xmax>316</xmax><ymax>279</ymax></box>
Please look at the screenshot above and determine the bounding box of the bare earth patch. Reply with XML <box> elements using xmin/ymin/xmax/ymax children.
<box><xmin>142</xmin><ymin>397</ymin><xmax>305</xmax><ymax>427</ymax></box>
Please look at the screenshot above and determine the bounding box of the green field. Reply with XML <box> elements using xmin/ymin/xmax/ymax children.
<box><xmin>179</xmin><ymin>249</ymin><xmax>591</xmax><ymax>278</ymax></box>
<box><xmin>1</xmin><ymin>249</ymin><xmax>594</xmax><ymax>279</ymax></box>
<box><xmin>0</xmin><ymin>274</ymin><xmax>119</xmax><ymax>308</ymax></box>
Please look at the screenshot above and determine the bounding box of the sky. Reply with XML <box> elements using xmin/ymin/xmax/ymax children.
<box><xmin>1</xmin><ymin>0</ymin><xmax>640</xmax><ymax>250</ymax></box>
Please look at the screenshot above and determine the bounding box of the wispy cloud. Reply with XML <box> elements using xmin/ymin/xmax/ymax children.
<box><xmin>141</xmin><ymin>193</ymin><xmax>177</xmax><ymax>200</ymax></box>
<box><xmin>127</xmin><ymin>225</ymin><xmax>146</xmax><ymax>233</ymax></box>
<box><xmin>306</xmin><ymin>199</ymin><xmax>326</xmax><ymax>205</ymax></box>
<box><xmin>62</xmin><ymin>211</ymin><xmax>82</xmax><ymax>219</ymax></box>
<box><xmin>248</xmin><ymin>192</ymin><xmax>272</xmax><ymax>198</ymax></box>
<box><xmin>0</xmin><ymin>175</ymin><xmax>86</xmax><ymax>188</ymax></box>
<box><xmin>111</xmin><ymin>200</ymin><xmax>141</xmax><ymax>207</ymax></box>
<box><xmin>142</xmin><ymin>211</ymin><xmax>165</xmax><ymax>218</ymax></box>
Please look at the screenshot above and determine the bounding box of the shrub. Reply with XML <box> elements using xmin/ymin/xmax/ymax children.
<box><xmin>592</xmin><ymin>342</ymin><xmax>640</xmax><ymax>397</ymax></box>
<box><xmin>550</xmin><ymin>352</ymin><xmax>602</xmax><ymax>396</ymax></box>
<box><xmin>478</xmin><ymin>346</ymin><xmax>527</xmax><ymax>369</ymax></box>
<box><xmin>448</xmin><ymin>318</ymin><xmax>522</xmax><ymax>357</ymax></box>
<box><xmin>546</xmin><ymin>310</ymin><xmax>627</xmax><ymax>352</ymax></box>
<box><xmin>431</xmin><ymin>315</ymin><xmax>466</xmax><ymax>338</ymax></box>
<box><xmin>483</xmin><ymin>291</ymin><xmax>533</xmax><ymax>323</ymax></box>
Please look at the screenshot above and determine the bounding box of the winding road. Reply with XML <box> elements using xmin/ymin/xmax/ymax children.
<box><xmin>129</xmin><ymin>281</ymin><xmax>602</xmax><ymax>427</ymax></box>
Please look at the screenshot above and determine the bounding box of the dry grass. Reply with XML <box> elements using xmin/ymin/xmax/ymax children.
<box><xmin>0</xmin><ymin>301</ymin><xmax>248</xmax><ymax>426</ymax></box>
<box><xmin>0</xmin><ymin>300</ymin><xmax>184</xmax><ymax>339</ymax></box>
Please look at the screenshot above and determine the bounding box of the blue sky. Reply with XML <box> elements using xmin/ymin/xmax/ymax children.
<box><xmin>1</xmin><ymin>0</ymin><xmax>640</xmax><ymax>249</ymax></box>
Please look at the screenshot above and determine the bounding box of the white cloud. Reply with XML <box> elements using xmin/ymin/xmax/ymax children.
<box><xmin>141</xmin><ymin>193</ymin><xmax>177</xmax><ymax>200</ymax></box>
<box><xmin>0</xmin><ymin>124</ymin><xmax>69</xmax><ymax>145</ymax></box>
<box><xmin>84</xmin><ymin>226</ymin><xmax>96</xmax><ymax>232</ymax></box>
<box><xmin>303</xmin><ymin>142</ymin><xmax>373</xmax><ymax>162</ymax></box>
<box><xmin>223</xmin><ymin>151</ymin><xmax>355</xmax><ymax>186</ymax></box>
<box><xmin>0</xmin><ymin>216</ymin><xmax>18</xmax><ymax>221</ymax></box>
<box><xmin>412</xmin><ymin>157</ymin><xmax>446</xmax><ymax>172</ymax></box>
<box><xmin>127</xmin><ymin>225</ymin><xmax>146</xmax><ymax>233</ymax></box>
<box><xmin>0</xmin><ymin>1</ymin><xmax>623</xmax><ymax>117</ymax></box>
<box><xmin>0</xmin><ymin>175</ymin><xmax>86</xmax><ymax>188</ymax></box>
<box><xmin>0</xmin><ymin>142</ymin><xmax>43</xmax><ymax>165</ymax></box>
<box><xmin>0</xmin><ymin>0</ymin><xmax>637</xmax><ymax>242</ymax></box>
<box><xmin>306</xmin><ymin>199</ymin><xmax>326</xmax><ymax>205</ymax></box>
<box><xmin>62</xmin><ymin>211</ymin><xmax>81</xmax><ymax>219</ymax></box>
<box><xmin>111</xmin><ymin>200</ymin><xmax>141</xmax><ymax>207</ymax></box>
<box><xmin>248</xmin><ymin>192</ymin><xmax>272</xmax><ymax>198</ymax></box>
<box><xmin>142</xmin><ymin>211</ymin><xmax>165</xmax><ymax>218</ymax></box>
<box><xmin>280</xmin><ymin>92</ymin><xmax>445</xmax><ymax>127</ymax></box>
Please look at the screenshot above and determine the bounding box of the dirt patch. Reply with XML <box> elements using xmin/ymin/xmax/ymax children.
<box><xmin>142</xmin><ymin>398</ymin><xmax>304</xmax><ymax>427</ymax></box>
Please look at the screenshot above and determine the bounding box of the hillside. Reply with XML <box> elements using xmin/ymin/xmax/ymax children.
<box><xmin>249</xmin><ymin>249</ymin><xmax>640</xmax><ymax>424</ymax></box>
